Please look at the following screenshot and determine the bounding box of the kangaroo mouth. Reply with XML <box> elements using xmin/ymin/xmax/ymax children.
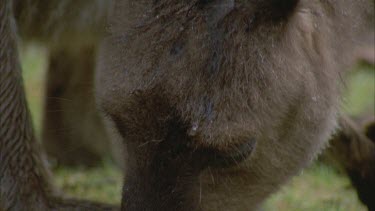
<box><xmin>199</xmin><ymin>138</ymin><xmax>257</xmax><ymax>169</ymax></box>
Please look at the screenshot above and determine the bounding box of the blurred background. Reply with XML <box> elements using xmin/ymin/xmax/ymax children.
<box><xmin>21</xmin><ymin>43</ymin><xmax>374</xmax><ymax>211</ymax></box>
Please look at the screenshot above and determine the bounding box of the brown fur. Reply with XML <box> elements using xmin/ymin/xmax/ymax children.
<box><xmin>14</xmin><ymin>0</ymin><xmax>114</xmax><ymax>167</ymax></box>
<box><xmin>1</xmin><ymin>0</ymin><xmax>117</xmax><ymax>210</ymax></box>
<box><xmin>97</xmin><ymin>0</ymin><xmax>374</xmax><ymax>210</ymax></box>
<box><xmin>42</xmin><ymin>45</ymin><xmax>111</xmax><ymax>167</ymax></box>
<box><xmin>0</xmin><ymin>0</ymin><xmax>374</xmax><ymax>210</ymax></box>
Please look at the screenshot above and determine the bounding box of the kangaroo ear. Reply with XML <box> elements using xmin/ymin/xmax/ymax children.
<box><xmin>255</xmin><ymin>0</ymin><xmax>300</xmax><ymax>21</ymax></box>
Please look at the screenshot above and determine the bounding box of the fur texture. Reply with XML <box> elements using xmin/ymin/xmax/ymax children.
<box><xmin>97</xmin><ymin>0</ymin><xmax>374</xmax><ymax>210</ymax></box>
<box><xmin>0</xmin><ymin>0</ymin><xmax>373</xmax><ymax>210</ymax></box>
<box><xmin>14</xmin><ymin>0</ymin><xmax>115</xmax><ymax>167</ymax></box>
<box><xmin>1</xmin><ymin>0</ymin><xmax>117</xmax><ymax>210</ymax></box>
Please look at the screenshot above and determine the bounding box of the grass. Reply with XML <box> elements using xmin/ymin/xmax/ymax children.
<box><xmin>54</xmin><ymin>163</ymin><xmax>123</xmax><ymax>204</ymax></box>
<box><xmin>264</xmin><ymin>164</ymin><xmax>367</xmax><ymax>211</ymax></box>
<box><xmin>21</xmin><ymin>44</ymin><xmax>373</xmax><ymax>210</ymax></box>
<box><xmin>20</xmin><ymin>43</ymin><xmax>48</xmax><ymax>138</ymax></box>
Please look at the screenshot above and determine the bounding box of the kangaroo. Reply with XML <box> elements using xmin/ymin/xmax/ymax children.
<box><xmin>97</xmin><ymin>0</ymin><xmax>374</xmax><ymax>210</ymax></box>
<box><xmin>327</xmin><ymin>115</ymin><xmax>375</xmax><ymax>211</ymax></box>
<box><xmin>13</xmin><ymin>0</ymin><xmax>115</xmax><ymax>167</ymax></box>
<box><xmin>1</xmin><ymin>0</ymin><xmax>117</xmax><ymax>210</ymax></box>
<box><xmin>1</xmin><ymin>0</ymin><xmax>374</xmax><ymax>210</ymax></box>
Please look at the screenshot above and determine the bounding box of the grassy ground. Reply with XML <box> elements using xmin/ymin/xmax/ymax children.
<box><xmin>21</xmin><ymin>44</ymin><xmax>373</xmax><ymax>210</ymax></box>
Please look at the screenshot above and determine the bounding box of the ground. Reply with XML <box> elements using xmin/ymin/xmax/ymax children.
<box><xmin>22</xmin><ymin>43</ymin><xmax>374</xmax><ymax>211</ymax></box>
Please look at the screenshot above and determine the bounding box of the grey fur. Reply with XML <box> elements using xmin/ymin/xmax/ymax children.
<box><xmin>0</xmin><ymin>0</ymin><xmax>374</xmax><ymax>210</ymax></box>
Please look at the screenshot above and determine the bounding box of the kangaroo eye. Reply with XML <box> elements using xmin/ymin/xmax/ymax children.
<box><xmin>195</xmin><ymin>0</ymin><xmax>234</xmax><ymax>25</ymax></box>
<box><xmin>198</xmin><ymin>0</ymin><xmax>212</xmax><ymax>4</ymax></box>
<box><xmin>197</xmin><ymin>0</ymin><xmax>214</xmax><ymax>7</ymax></box>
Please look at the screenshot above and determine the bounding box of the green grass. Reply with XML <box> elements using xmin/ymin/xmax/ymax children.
<box><xmin>343</xmin><ymin>65</ymin><xmax>375</xmax><ymax>116</ymax></box>
<box><xmin>54</xmin><ymin>163</ymin><xmax>123</xmax><ymax>204</ymax></box>
<box><xmin>21</xmin><ymin>44</ymin><xmax>374</xmax><ymax>210</ymax></box>
<box><xmin>20</xmin><ymin>43</ymin><xmax>48</xmax><ymax>138</ymax></box>
<box><xmin>265</xmin><ymin>164</ymin><xmax>367</xmax><ymax>211</ymax></box>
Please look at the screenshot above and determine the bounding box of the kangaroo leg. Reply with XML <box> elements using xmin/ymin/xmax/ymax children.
<box><xmin>0</xmin><ymin>1</ymin><xmax>118</xmax><ymax>210</ymax></box>
<box><xmin>42</xmin><ymin>45</ymin><xmax>111</xmax><ymax>167</ymax></box>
